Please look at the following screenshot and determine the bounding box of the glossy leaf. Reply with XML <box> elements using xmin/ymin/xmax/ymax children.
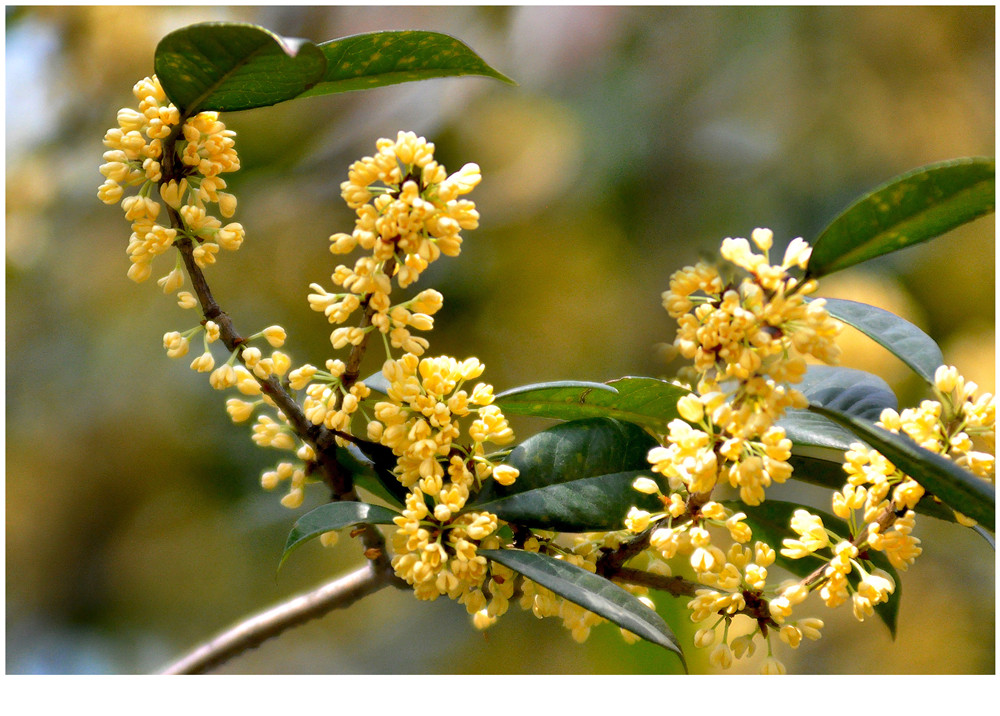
<box><xmin>298</xmin><ymin>30</ymin><xmax>514</xmax><ymax>98</ymax></box>
<box><xmin>472</xmin><ymin>469</ymin><xmax>664</xmax><ymax>531</ymax></box>
<box><xmin>817</xmin><ymin>298</ymin><xmax>944</xmax><ymax>385</ymax></box>
<box><xmin>495</xmin><ymin>381</ymin><xmax>617</xmax><ymax>418</ymax></box>
<box><xmin>480</xmin><ymin>548</ymin><xmax>685</xmax><ymax>663</ymax></box>
<box><xmin>602</xmin><ymin>377</ymin><xmax>690</xmax><ymax>432</ymax></box>
<box><xmin>154</xmin><ymin>22</ymin><xmax>327</xmax><ymax>113</ymax></box>
<box><xmin>737</xmin><ymin>500</ymin><xmax>900</xmax><ymax>637</ymax></box>
<box><xmin>808</xmin><ymin>157</ymin><xmax>995</xmax><ymax>277</ymax></box>
<box><xmin>497</xmin><ymin>376</ymin><xmax>687</xmax><ymax>433</ymax></box>
<box><xmin>281</xmin><ymin>501</ymin><xmax>398</xmax><ymax>567</ymax></box>
<box><xmin>808</xmin><ymin>404</ymin><xmax>995</xmax><ymax>528</ymax></box>
<box><xmin>471</xmin><ymin>418</ymin><xmax>658</xmax><ymax>506</ymax></box>
<box><xmin>780</xmin><ymin>365</ymin><xmax>897</xmax><ymax>461</ymax></box>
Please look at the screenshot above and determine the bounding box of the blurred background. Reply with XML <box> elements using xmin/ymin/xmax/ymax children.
<box><xmin>5</xmin><ymin>5</ymin><xmax>994</xmax><ymax>675</ymax></box>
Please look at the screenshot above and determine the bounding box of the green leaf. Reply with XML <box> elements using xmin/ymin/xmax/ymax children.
<box><xmin>496</xmin><ymin>377</ymin><xmax>687</xmax><ymax>433</ymax></box>
<box><xmin>817</xmin><ymin>298</ymin><xmax>944</xmax><ymax>385</ymax></box>
<box><xmin>494</xmin><ymin>381</ymin><xmax>618</xmax><ymax>419</ymax></box>
<box><xmin>807</xmin><ymin>157</ymin><xmax>995</xmax><ymax>277</ymax></box>
<box><xmin>737</xmin><ymin>500</ymin><xmax>901</xmax><ymax>637</ymax></box>
<box><xmin>808</xmin><ymin>404</ymin><xmax>995</xmax><ymax>528</ymax></box>
<box><xmin>281</xmin><ymin>501</ymin><xmax>398</xmax><ymax>567</ymax></box>
<box><xmin>470</xmin><ymin>418</ymin><xmax>658</xmax><ymax>506</ymax></box>
<box><xmin>602</xmin><ymin>377</ymin><xmax>690</xmax><ymax>433</ymax></box>
<box><xmin>472</xmin><ymin>469</ymin><xmax>664</xmax><ymax>531</ymax></box>
<box><xmin>298</xmin><ymin>30</ymin><xmax>514</xmax><ymax>98</ymax></box>
<box><xmin>155</xmin><ymin>22</ymin><xmax>327</xmax><ymax>113</ymax></box>
<box><xmin>480</xmin><ymin>548</ymin><xmax>685</xmax><ymax>664</ymax></box>
<box><xmin>780</xmin><ymin>365</ymin><xmax>897</xmax><ymax>461</ymax></box>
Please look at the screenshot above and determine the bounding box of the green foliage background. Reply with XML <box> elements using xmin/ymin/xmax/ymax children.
<box><xmin>5</xmin><ymin>5</ymin><xmax>994</xmax><ymax>674</ymax></box>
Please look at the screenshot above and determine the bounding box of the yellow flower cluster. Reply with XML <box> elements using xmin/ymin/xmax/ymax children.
<box><xmin>295</xmin><ymin>359</ymin><xmax>373</xmax><ymax>434</ymax></box>
<box><xmin>686</xmin><ymin>539</ymin><xmax>824</xmax><ymax>674</ymax></box>
<box><xmin>390</xmin><ymin>490</ymin><xmax>511</xmax><ymax>611</ymax></box>
<box><xmin>832</xmin><ymin>364</ymin><xmax>994</xmax><ymax>571</ymax></box>
<box><xmin>620</xmin><ymin>230</ymin><xmax>850</xmax><ymax>671</ymax></box>
<box><xmin>99</xmin><ymin>75</ymin><xmax>244</xmax><ymax>286</ymax></box>
<box><xmin>666</xmin><ymin>229</ymin><xmax>841</xmax><ymax>394</ymax></box>
<box><xmin>646</xmin><ymin>230</ymin><xmax>839</xmax><ymax>509</ymax></box>
<box><xmin>308</xmin><ymin>131</ymin><xmax>480</xmax><ymax>357</ymax></box>
<box><xmin>364</xmin><ymin>354</ymin><xmax>519</xmax><ymax>603</ymax></box>
<box><xmin>367</xmin><ymin>353</ymin><xmax>517</xmax><ymax>494</ymax></box>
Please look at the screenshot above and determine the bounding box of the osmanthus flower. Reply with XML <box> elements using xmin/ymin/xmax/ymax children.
<box><xmin>833</xmin><ymin>365</ymin><xmax>995</xmax><ymax>572</ymax></box>
<box><xmin>686</xmin><ymin>540</ymin><xmax>822</xmax><ymax>672</ymax></box>
<box><xmin>366</xmin><ymin>353</ymin><xmax>516</xmax><ymax>493</ymax></box>
<box><xmin>356</xmin><ymin>351</ymin><xmax>520</xmax><ymax>611</ymax></box>
<box><xmin>309</xmin><ymin>132</ymin><xmax>481</xmax><ymax>358</ymax></box>
<box><xmin>390</xmin><ymin>488</ymin><xmax>504</xmax><ymax>607</ymax></box>
<box><xmin>641</xmin><ymin>390</ymin><xmax>796</xmax><ymax>507</ymax></box>
<box><xmin>99</xmin><ymin>75</ymin><xmax>244</xmax><ymax>287</ymax></box>
<box><xmin>666</xmin><ymin>229</ymin><xmax>841</xmax><ymax>393</ymax></box>
<box><xmin>638</xmin><ymin>230</ymin><xmax>841</xmax><ymax>522</ymax></box>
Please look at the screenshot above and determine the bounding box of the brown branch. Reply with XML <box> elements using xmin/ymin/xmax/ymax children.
<box><xmin>611</xmin><ymin>567</ymin><xmax>701</xmax><ymax>597</ymax></box>
<box><xmin>159</xmin><ymin>564</ymin><xmax>407</xmax><ymax>675</ymax></box>
<box><xmin>160</xmin><ymin>133</ymin><xmax>394</xmax><ymax>575</ymax></box>
<box><xmin>596</xmin><ymin>527</ymin><xmax>654</xmax><ymax>575</ymax></box>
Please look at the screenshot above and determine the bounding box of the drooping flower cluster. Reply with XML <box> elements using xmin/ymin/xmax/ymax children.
<box><xmin>367</xmin><ymin>353</ymin><xmax>519</xmax><ymax>604</ymax></box>
<box><xmin>99</xmin><ymin>75</ymin><xmax>244</xmax><ymax>288</ymax></box>
<box><xmin>687</xmin><ymin>540</ymin><xmax>826</xmax><ymax>673</ymax></box>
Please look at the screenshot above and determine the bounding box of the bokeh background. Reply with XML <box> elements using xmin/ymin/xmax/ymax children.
<box><xmin>5</xmin><ymin>5</ymin><xmax>994</xmax><ymax>675</ymax></box>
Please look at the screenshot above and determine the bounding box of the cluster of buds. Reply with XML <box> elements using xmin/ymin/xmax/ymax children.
<box><xmin>99</xmin><ymin>75</ymin><xmax>244</xmax><ymax>289</ymax></box>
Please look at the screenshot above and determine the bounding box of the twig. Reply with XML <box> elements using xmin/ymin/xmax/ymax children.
<box><xmin>160</xmin><ymin>564</ymin><xmax>406</xmax><ymax>674</ymax></box>
<box><xmin>611</xmin><ymin>567</ymin><xmax>701</xmax><ymax>597</ymax></box>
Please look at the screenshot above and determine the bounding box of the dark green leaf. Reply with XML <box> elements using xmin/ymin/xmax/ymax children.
<box><xmin>155</xmin><ymin>22</ymin><xmax>327</xmax><ymax>113</ymax></box>
<box><xmin>298</xmin><ymin>30</ymin><xmax>514</xmax><ymax>98</ymax></box>
<box><xmin>472</xmin><ymin>469</ymin><xmax>665</xmax><ymax>531</ymax></box>
<box><xmin>808</xmin><ymin>404</ymin><xmax>995</xmax><ymax>527</ymax></box>
<box><xmin>281</xmin><ymin>501</ymin><xmax>398</xmax><ymax>567</ymax></box>
<box><xmin>480</xmin><ymin>548</ymin><xmax>685</xmax><ymax>663</ymax></box>
<box><xmin>471</xmin><ymin>418</ymin><xmax>658</xmax><ymax>506</ymax></box>
<box><xmin>808</xmin><ymin>157</ymin><xmax>995</xmax><ymax>277</ymax></box>
<box><xmin>736</xmin><ymin>500</ymin><xmax>900</xmax><ymax>637</ymax></box>
<box><xmin>781</xmin><ymin>365</ymin><xmax>897</xmax><ymax>461</ymax></box>
<box><xmin>816</xmin><ymin>298</ymin><xmax>944</xmax><ymax>385</ymax></box>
